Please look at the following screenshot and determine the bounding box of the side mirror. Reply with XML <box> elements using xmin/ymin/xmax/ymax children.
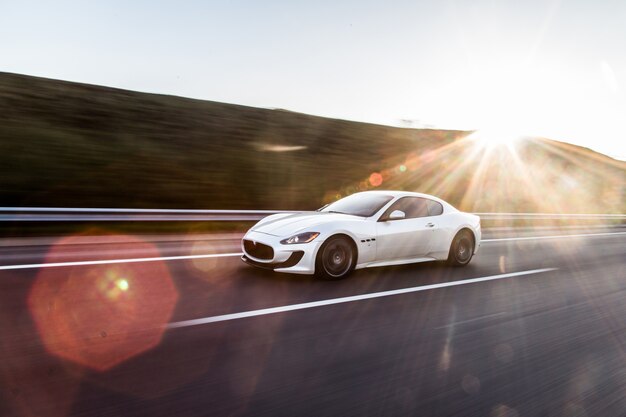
<box><xmin>388</xmin><ymin>210</ymin><xmax>406</xmax><ymax>221</ymax></box>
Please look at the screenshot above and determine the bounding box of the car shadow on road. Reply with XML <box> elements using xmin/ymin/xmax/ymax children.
<box><xmin>241</xmin><ymin>260</ymin><xmax>485</xmax><ymax>296</ymax></box>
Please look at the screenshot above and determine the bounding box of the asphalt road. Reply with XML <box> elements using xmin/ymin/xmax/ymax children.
<box><xmin>0</xmin><ymin>229</ymin><xmax>625</xmax><ymax>417</ymax></box>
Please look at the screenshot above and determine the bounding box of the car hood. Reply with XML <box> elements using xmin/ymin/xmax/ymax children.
<box><xmin>252</xmin><ymin>212</ymin><xmax>361</xmax><ymax>236</ymax></box>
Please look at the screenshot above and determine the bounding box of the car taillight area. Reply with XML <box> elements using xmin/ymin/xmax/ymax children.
<box><xmin>243</xmin><ymin>239</ymin><xmax>274</xmax><ymax>260</ymax></box>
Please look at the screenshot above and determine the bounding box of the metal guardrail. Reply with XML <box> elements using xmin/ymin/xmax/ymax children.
<box><xmin>473</xmin><ymin>213</ymin><xmax>626</xmax><ymax>220</ymax></box>
<box><xmin>0</xmin><ymin>208</ymin><xmax>624</xmax><ymax>222</ymax></box>
<box><xmin>0</xmin><ymin>207</ymin><xmax>298</xmax><ymax>222</ymax></box>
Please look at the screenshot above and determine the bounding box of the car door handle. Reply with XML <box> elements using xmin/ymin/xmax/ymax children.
<box><xmin>426</xmin><ymin>223</ymin><xmax>435</xmax><ymax>228</ymax></box>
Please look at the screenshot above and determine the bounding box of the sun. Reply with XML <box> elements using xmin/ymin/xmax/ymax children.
<box><xmin>467</xmin><ymin>124</ymin><xmax>527</xmax><ymax>150</ymax></box>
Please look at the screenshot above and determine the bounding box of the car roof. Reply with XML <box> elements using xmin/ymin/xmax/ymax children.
<box><xmin>356</xmin><ymin>190</ymin><xmax>441</xmax><ymax>200</ymax></box>
<box><xmin>354</xmin><ymin>190</ymin><xmax>458</xmax><ymax>212</ymax></box>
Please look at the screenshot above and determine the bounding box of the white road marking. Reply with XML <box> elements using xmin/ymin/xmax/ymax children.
<box><xmin>0</xmin><ymin>252</ymin><xmax>243</xmax><ymax>271</ymax></box>
<box><xmin>482</xmin><ymin>231</ymin><xmax>626</xmax><ymax>243</ymax></box>
<box><xmin>167</xmin><ymin>268</ymin><xmax>556</xmax><ymax>329</ymax></box>
<box><xmin>434</xmin><ymin>312</ymin><xmax>508</xmax><ymax>329</ymax></box>
<box><xmin>0</xmin><ymin>231</ymin><xmax>623</xmax><ymax>271</ymax></box>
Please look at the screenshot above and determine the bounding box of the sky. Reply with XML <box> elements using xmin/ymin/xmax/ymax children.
<box><xmin>1</xmin><ymin>0</ymin><xmax>625</xmax><ymax>159</ymax></box>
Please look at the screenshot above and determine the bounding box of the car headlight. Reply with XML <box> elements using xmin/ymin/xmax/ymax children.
<box><xmin>280</xmin><ymin>232</ymin><xmax>320</xmax><ymax>245</ymax></box>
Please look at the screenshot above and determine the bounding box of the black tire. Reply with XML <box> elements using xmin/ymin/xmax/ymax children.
<box><xmin>315</xmin><ymin>235</ymin><xmax>356</xmax><ymax>280</ymax></box>
<box><xmin>448</xmin><ymin>230</ymin><xmax>475</xmax><ymax>266</ymax></box>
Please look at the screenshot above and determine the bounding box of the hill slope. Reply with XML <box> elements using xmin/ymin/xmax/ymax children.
<box><xmin>0</xmin><ymin>72</ymin><xmax>623</xmax><ymax>213</ymax></box>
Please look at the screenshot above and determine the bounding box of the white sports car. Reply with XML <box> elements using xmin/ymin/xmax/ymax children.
<box><xmin>241</xmin><ymin>191</ymin><xmax>481</xmax><ymax>280</ymax></box>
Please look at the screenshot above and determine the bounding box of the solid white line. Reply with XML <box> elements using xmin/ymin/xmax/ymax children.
<box><xmin>167</xmin><ymin>268</ymin><xmax>557</xmax><ymax>329</ymax></box>
<box><xmin>0</xmin><ymin>252</ymin><xmax>243</xmax><ymax>271</ymax></box>
<box><xmin>482</xmin><ymin>231</ymin><xmax>626</xmax><ymax>243</ymax></box>
<box><xmin>1</xmin><ymin>231</ymin><xmax>623</xmax><ymax>271</ymax></box>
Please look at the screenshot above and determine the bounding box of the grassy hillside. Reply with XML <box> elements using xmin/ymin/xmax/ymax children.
<box><xmin>348</xmin><ymin>136</ymin><xmax>625</xmax><ymax>214</ymax></box>
<box><xmin>0</xmin><ymin>72</ymin><xmax>624</xmax><ymax>214</ymax></box>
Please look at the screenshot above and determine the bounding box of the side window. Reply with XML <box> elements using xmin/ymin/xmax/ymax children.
<box><xmin>427</xmin><ymin>200</ymin><xmax>443</xmax><ymax>216</ymax></box>
<box><xmin>405</xmin><ymin>198</ymin><xmax>429</xmax><ymax>218</ymax></box>
<box><xmin>381</xmin><ymin>197</ymin><xmax>429</xmax><ymax>220</ymax></box>
<box><xmin>381</xmin><ymin>198</ymin><xmax>411</xmax><ymax>220</ymax></box>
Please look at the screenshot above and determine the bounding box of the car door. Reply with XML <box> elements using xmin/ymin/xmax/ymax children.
<box><xmin>375</xmin><ymin>197</ymin><xmax>434</xmax><ymax>261</ymax></box>
<box><xmin>425</xmin><ymin>199</ymin><xmax>449</xmax><ymax>253</ymax></box>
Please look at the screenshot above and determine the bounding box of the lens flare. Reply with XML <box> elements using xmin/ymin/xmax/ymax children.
<box><xmin>369</xmin><ymin>172</ymin><xmax>383</xmax><ymax>187</ymax></box>
<box><xmin>28</xmin><ymin>233</ymin><xmax>179</xmax><ymax>372</ymax></box>
<box><xmin>117</xmin><ymin>278</ymin><xmax>129</xmax><ymax>291</ymax></box>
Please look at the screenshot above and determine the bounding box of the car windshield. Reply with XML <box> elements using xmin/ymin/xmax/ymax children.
<box><xmin>321</xmin><ymin>193</ymin><xmax>394</xmax><ymax>217</ymax></box>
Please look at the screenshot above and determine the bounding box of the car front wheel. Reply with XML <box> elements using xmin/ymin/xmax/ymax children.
<box><xmin>315</xmin><ymin>236</ymin><xmax>356</xmax><ymax>280</ymax></box>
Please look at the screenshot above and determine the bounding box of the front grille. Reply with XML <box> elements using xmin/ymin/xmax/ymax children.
<box><xmin>243</xmin><ymin>239</ymin><xmax>274</xmax><ymax>260</ymax></box>
<box><xmin>242</xmin><ymin>251</ymin><xmax>304</xmax><ymax>270</ymax></box>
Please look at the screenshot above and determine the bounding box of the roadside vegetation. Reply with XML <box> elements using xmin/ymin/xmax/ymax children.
<box><xmin>1</xmin><ymin>72</ymin><xmax>623</xmax><ymax>217</ymax></box>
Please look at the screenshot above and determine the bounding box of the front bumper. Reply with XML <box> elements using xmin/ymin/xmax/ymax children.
<box><xmin>240</xmin><ymin>230</ymin><xmax>320</xmax><ymax>274</ymax></box>
<box><xmin>241</xmin><ymin>251</ymin><xmax>305</xmax><ymax>269</ymax></box>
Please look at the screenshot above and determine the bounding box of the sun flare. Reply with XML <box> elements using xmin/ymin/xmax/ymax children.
<box><xmin>468</xmin><ymin>126</ymin><xmax>526</xmax><ymax>149</ymax></box>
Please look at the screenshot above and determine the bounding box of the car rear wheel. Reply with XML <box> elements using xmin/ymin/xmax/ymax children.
<box><xmin>448</xmin><ymin>230</ymin><xmax>474</xmax><ymax>266</ymax></box>
<box><xmin>315</xmin><ymin>236</ymin><xmax>356</xmax><ymax>280</ymax></box>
